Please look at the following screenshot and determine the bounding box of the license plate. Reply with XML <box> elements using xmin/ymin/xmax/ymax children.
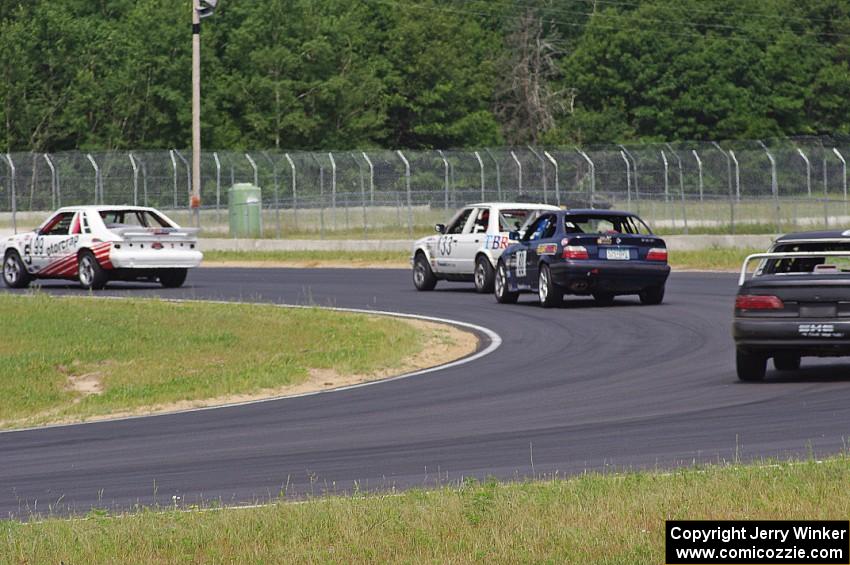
<box><xmin>606</xmin><ymin>248</ymin><xmax>630</xmax><ymax>260</ymax></box>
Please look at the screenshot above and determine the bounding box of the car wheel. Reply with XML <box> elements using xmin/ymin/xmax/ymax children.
<box><xmin>78</xmin><ymin>250</ymin><xmax>108</xmax><ymax>290</ymax></box>
<box><xmin>474</xmin><ymin>255</ymin><xmax>495</xmax><ymax>293</ymax></box>
<box><xmin>159</xmin><ymin>268</ymin><xmax>188</xmax><ymax>288</ymax></box>
<box><xmin>494</xmin><ymin>260</ymin><xmax>519</xmax><ymax>304</ymax></box>
<box><xmin>3</xmin><ymin>251</ymin><xmax>31</xmax><ymax>289</ymax></box>
<box><xmin>538</xmin><ymin>263</ymin><xmax>562</xmax><ymax>308</ymax></box>
<box><xmin>773</xmin><ymin>353</ymin><xmax>801</xmax><ymax>371</ymax></box>
<box><xmin>639</xmin><ymin>284</ymin><xmax>665</xmax><ymax>305</ymax></box>
<box><xmin>412</xmin><ymin>253</ymin><xmax>437</xmax><ymax>291</ymax></box>
<box><xmin>593</xmin><ymin>292</ymin><xmax>615</xmax><ymax>306</ymax></box>
<box><xmin>736</xmin><ymin>349</ymin><xmax>766</xmax><ymax>382</ymax></box>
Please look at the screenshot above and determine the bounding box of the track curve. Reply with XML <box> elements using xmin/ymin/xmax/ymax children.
<box><xmin>3</xmin><ymin>268</ymin><xmax>850</xmax><ymax>518</ymax></box>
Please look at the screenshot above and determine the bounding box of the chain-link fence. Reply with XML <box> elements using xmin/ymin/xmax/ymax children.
<box><xmin>1</xmin><ymin>136</ymin><xmax>849</xmax><ymax>238</ymax></box>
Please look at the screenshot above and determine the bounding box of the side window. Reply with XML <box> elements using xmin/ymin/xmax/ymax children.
<box><xmin>40</xmin><ymin>212</ymin><xmax>74</xmax><ymax>236</ymax></box>
<box><xmin>470</xmin><ymin>208</ymin><xmax>490</xmax><ymax>234</ymax></box>
<box><xmin>447</xmin><ymin>208</ymin><xmax>473</xmax><ymax>235</ymax></box>
<box><xmin>81</xmin><ymin>211</ymin><xmax>91</xmax><ymax>234</ymax></box>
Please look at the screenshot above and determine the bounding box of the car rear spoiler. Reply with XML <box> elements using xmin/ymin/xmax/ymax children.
<box><xmin>739</xmin><ymin>251</ymin><xmax>850</xmax><ymax>285</ymax></box>
<box><xmin>111</xmin><ymin>227</ymin><xmax>199</xmax><ymax>242</ymax></box>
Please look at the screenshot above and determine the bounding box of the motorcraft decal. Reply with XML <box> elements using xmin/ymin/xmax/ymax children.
<box><xmin>537</xmin><ymin>243</ymin><xmax>558</xmax><ymax>255</ymax></box>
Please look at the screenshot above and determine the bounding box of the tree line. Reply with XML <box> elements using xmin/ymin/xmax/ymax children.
<box><xmin>1</xmin><ymin>0</ymin><xmax>848</xmax><ymax>153</ymax></box>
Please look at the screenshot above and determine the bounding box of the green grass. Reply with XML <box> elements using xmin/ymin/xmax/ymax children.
<box><xmin>203</xmin><ymin>249</ymin><xmax>411</xmax><ymax>265</ymax></box>
<box><xmin>0</xmin><ymin>295</ymin><xmax>422</xmax><ymax>428</ymax></box>
<box><xmin>5</xmin><ymin>457</ymin><xmax>849</xmax><ymax>563</ymax></box>
<box><xmin>669</xmin><ymin>247</ymin><xmax>762</xmax><ymax>271</ymax></box>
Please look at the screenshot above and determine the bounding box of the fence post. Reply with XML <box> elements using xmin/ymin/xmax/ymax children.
<box><xmin>833</xmin><ymin>147</ymin><xmax>847</xmax><ymax>201</ymax></box>
<box><xmin>619</xmin><ymin>145</ymin><xmax>639</xmax><ymax>212</ymax></box>
<box><xmin>353</xmin><ymin>153</ymin><xmax>367</xmax><ymax>238</ymax></box>
<box><xmin>86</xmin><ymin>153</ymin><xmax>100</xmax><ymax>205</ymax></box>
<box><xmin>128</xmin><ymin>153</ymin><xmax>139</xmax><ymax>206</ymax></box>
<box><xmin>576</xmin><ymin>149</ymin><xmax>595</xmax><ymax>204</ymax></box>
<box><xmin>169</xmin><ymin>150</ymin><xmax>178</xmax><ymax>209</ymax></box>
<box><xmin>484</xmin><ymin>148</ymin><xmax>501</xmax><ymax>200</ymax></box>
<box><xmin>311</xmin><ymin>153</ymin><xmax>325</xmax><ymax>240</ymax></box>
<box><xmin>141</xmin><ymin>159</ymin><xmax>148</xmax><ymax>207</ymax></box>
<box><xmin>796</xmin><ymin>147</ymin><xmax>812</xmax><ymax>197</ymax></box>
<box><xmin>437</xmin><ymin>150</ymin><xmax>450</xmax><ymax>211</ymax></box>
<box><xmin>361</xmin><ymin>152</ymin><xmax>374</xmax><ymax>204</ymax></box>
<box><xmin>262</xmin><ymin>152</ymin><xmax>281</xmax><ymax>238</ymax></box>
<box><xmin>397</xmin><ymin>150</ymin><xmax>413</xmax><ymax>238</ymax></box>
<box><xmin>244</xmin><ymin>153</ymin><xmax>258</xmax><ymax>186</ymax></box>
<box><xmin>691</xmin><ymin>150</ymin><xmax>703</xmax><ymax>202</ymax></box>
<box><xmin>285</xmin><ymin>153</ymin><xmax>297</xmax><ymax>231</ymax></box>
<box><xmin>328</xmin><ymin>152</ymin><xmax>337</xmax><ymax>231</ymax></box>
<box><xmin>619</xmin><ymin>149</ymin><xmax>631</xmax><ymax>210</ymax></box>
<box><xmin>174</xmin><ymin>150</ymin><xmax>191</xmax><ymax>209</ymax></box>
<box><xmin>711</xmin><ymin>142</ymin><xmax>735</xmax><ymax>234</ymax></box>
<box><xmin>527</xmin><ymin>145</ymin><xmax>547</xmax><ymax>203</ymax></box>
<box><xmin>544</xmin><ymin>151</ymin><xmax>560</xmax><ymax>206</ymax></box>
<box><xmin>511</xmin><ymin>150</ymin><xmax>522</xmax><ymax>195</ymax></box>
<box><xmin>44</xmin><ymin>154</ymin><xmax>58</xmax><ymax>209</ymax></box>
<box><xmin>474</xmin><ymin>151</ymin><xmax>485</xmax><ymax>201</ymax></box>
<box><xmin>213</xmin><ymin>152</ymin><xmax>222</xmax><ymax>226</ymax></box>
<box><xmin>665</xmin><ymin>143</ymin><xmax>688</xmax><ymax>234</ymax></box>
<box><xmin>5</xmin><ymin>154</ymin><xmax>16</xmax><ymax>233</ymax></box>
<box><xmin>757</xmin><ymin>140</ymin><xmax>781</xmax><ymax>232</ymax></box>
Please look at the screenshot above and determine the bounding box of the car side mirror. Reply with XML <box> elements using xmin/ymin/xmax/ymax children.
<box><xmin>435</xmin><ymin>224</ymin><xmax>446</xmax><ymax>234</ymax></box>
<box><xmin>509</xmin><ymin>231</ymin><xmax>520</xmax><ymax>241</ymax></box>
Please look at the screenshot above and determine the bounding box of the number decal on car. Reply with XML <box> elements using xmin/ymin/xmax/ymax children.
<box><xmin>516</xmin><ymin>249</ymin><xmax>527</xmax><ymax>277</ymax></box>
<box><xmin>438</xmin><ymin>236</ymin><xmax>453</xmax><ymax>256</ymax></box>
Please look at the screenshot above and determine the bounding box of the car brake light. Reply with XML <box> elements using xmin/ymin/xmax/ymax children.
<box><xmin>646</xmin><ymin>248</ymin><xmax>667</xmax><ymax>261</ymax></box>
<box><xmin>562</xmin><ymin>245</ymin><xmax>589</xmax><ymax>260</ymax></box>
<box><xmin>735</xmin><ymin>295</ymin><xmax>784</xmax><ymax>310</ymax></box>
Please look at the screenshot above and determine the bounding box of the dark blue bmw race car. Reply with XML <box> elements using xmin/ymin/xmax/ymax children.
<box><xmin>494</xmin><ymin>209</ymin><xmax>671</xmax><ymax>307</ymax></box>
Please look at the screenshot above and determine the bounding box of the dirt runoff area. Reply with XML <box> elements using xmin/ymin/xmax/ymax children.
<box><xmin>21</xmin><ymin>317</ymin><xmax>477</xmax><ymax>428</ymax></box>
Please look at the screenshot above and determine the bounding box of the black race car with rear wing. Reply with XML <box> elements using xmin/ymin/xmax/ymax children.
<box><xmin>494</xmin><ymin>210</ymin><xmax>670</xmax><ymax>307</ymax></box>
<box><xmin>733</xmin><ymin>230</ymin><xmax>850</xmax><ymax>381</ymax></box>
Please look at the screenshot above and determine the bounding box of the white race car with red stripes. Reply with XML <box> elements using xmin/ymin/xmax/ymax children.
<box><xmin>2</xmin><ymin>206</ymin><xmax>203</xmax><ymax>290</ymax></box>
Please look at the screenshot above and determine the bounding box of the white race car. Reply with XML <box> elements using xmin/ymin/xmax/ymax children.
<box><xmin>411</xmin><ymin>202</ymin><xmax>560</xmax><ymax>292</ymax></box>
<box><xmin>2</xmin><ymin>205</ymin><xmax>203</xmax><ymax>290</ymax></box>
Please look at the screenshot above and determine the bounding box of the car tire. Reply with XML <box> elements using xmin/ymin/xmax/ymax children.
<box><xmin>412</xmin><ymin>253</ymin><xmax>437</xmax><ymax>291</ymax></box>
<box><xmin>773</xmin><ymin>353</ymin><xmax>801</xmax><ymax>371</ymax></box>
<box><xmin>639</xmin><ymin>284</ymin><xmax>665</xmax><ymax>305</ymax></box>
<box><xmin>494</xmin><ymin>260</ymin><xmax>519</xmax><ymax>304</ymax></box>
<box><xmin>474</xmin><ymin>255</ymin><xmax>495</xmax><ymax>293</ymax></box>
<box><xmin>538</xmin><ymin>263</ymin><xmax>562</xmax><ymax>308</ymax></box>
<box><xmin>3</xmin><ymin>250</ymin><xmax>32</xmax><ymax>289</ymax></box>
<box><xmin>77</xmin><ymin>250</ymin><xmax>108</xmax><ymax>290</ymax></box>
<box><xmin>159</xmin><ymin>268</ymin><xmax>188</xmax><ymax>288</ymax></box>
<box><xmin>736</xmin><ymin>349</ymin><xmax>766</xmax><ymax>382</ymax></box>
<box><xmin>593</xmin><ymin>292</ymin><xmax>615</xmax><ymax>306</ymax></box>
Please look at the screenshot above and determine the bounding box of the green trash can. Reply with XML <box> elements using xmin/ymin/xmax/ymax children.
<box><xmin>228</xmin><ymin>183</ymin><xmax>262</xmax><ymax>238</ymax></box>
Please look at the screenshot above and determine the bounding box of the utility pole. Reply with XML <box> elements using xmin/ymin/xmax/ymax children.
<box><xmin>192</xmin><ymin>0</ymin><xmax>219</xmax><ymax>228</ymax></box>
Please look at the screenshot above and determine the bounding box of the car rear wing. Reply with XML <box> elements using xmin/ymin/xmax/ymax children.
<box><xmin>738</xmin><ymin>251</ymin><xmax>850</xmax><ymax>285</ymax></box>
<box><xmin>110</xmin><ymin>226</ymin><xmax>199</xmax><ymax>243</ymax></box>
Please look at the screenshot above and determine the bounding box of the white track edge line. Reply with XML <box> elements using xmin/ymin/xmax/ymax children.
<box><xmin>0</xmin><ymin>296</ymin><xmax>502</xmax><ymax>435</ymax></box>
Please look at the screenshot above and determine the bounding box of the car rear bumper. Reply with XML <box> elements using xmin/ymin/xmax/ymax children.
<box><xmin>549</xmin><ymin>261</ymin><xmax>670</xmax><ymax>293</ymax></box>
<box><xmin>733</xmin><ymin>318</ymin><xmax>850</xmax><ymax>355</ymax></box>
<box><xmin>110</xmin><ymin>248</ymin><xmax>203</xmax><ymax>269</ymax></box>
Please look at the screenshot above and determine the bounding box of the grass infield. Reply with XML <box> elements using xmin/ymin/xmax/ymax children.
<box><xmin>0</xmin><ymin>295</ymin><xmax>423</xmax><ymax>429</ymax></box>
<box><xmin>4</xmin><ymin>457</ymin><xmax>848</xmax><ymax>563</ymax></box>
<box><xmin>202</xmin><ymin>247</ymin><xmax>763</xmax><ymax>272</ymax></box>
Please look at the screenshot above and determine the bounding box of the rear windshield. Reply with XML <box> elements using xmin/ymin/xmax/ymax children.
<box><xmin>562</xmin><ymin>214</ymin><xmax>652</xmax><ymax>235</ymax></box>
<box><xmin>498</xmin><ymin>209</ymin><xmax>536</xmax><ymax>232</ymax></box>
<box><xmin>100</xmin><ymin>210</ymin><xmax>171</xmax><ymax>229</ymax></box>
<box><xmin>761</xmin><ymin>242</ymin><xmax>850</xmax><ymax>275</ymax></box>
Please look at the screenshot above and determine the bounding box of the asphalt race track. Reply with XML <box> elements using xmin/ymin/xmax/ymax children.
<box><xmin>3</xmin><ymin>268</ymin><xmax>850</xmax><ymax>518</ymax></box>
